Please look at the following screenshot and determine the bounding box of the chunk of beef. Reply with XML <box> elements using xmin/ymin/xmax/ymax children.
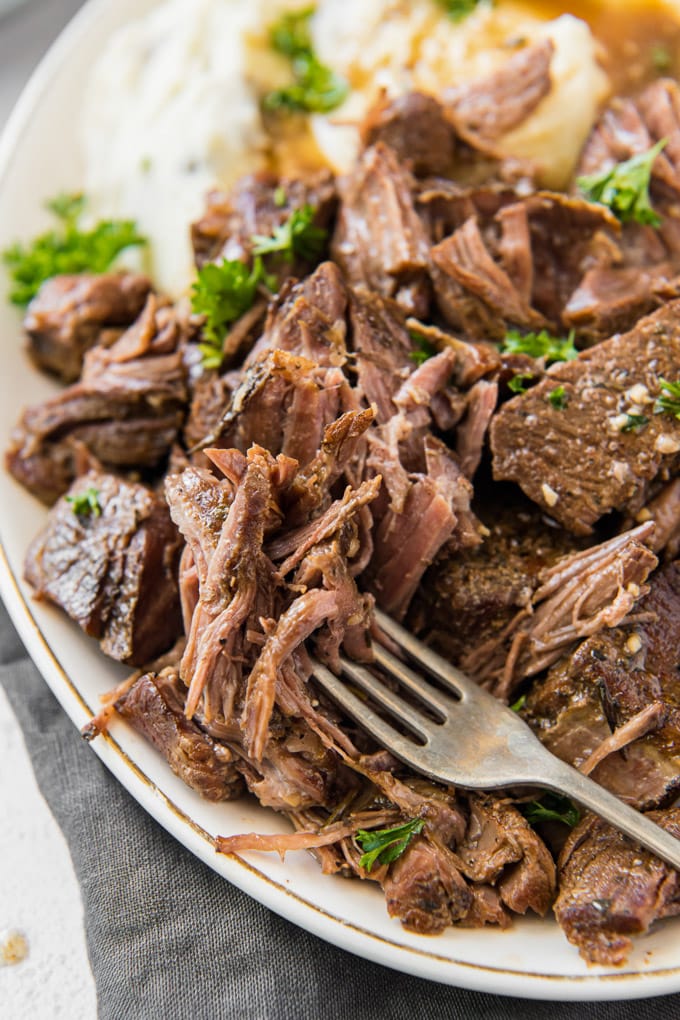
<box><xmin>525</xmin><ymin>562</ymin><xmax>680</xmax><ymax>810</ymax></box>
<box><xmin>409</xmin><ymin>498</ymin><xmax>580</xmax><ymax>665</ymax></box>
<box><xmin>191</xmin><ymin>169</ymin><xmax>336</xmax><ymax>268</ymax></box>
<box><xmin>382</xmin><ymin>838</ymin><xmax>473</xmax><ymax>934</ymax></box>
<box><xmin>116</xmin><ymin>670</ymin><xmax>244</xmax><ymax>801</ymax></box>
<box><xmin>331</xmin><ymin>143</ymin><xmax>431</xmax><ymax>317</ymax></box>
<box><xmin>360</xmin><ymin>92</ymin><xmax>456</xmax><ymax>177</ymax></box>
<box><xmin>458</xmin><ymin>795</ymin><xmax>556</xmax><ymax>916</ymax></box>
<box><xmin>444</xmin><ymin>39</ymin><xmax>554</xmax><ymax>151</ymax></box>
<box><xmin>491</xmin><ymin>300</ymin><xmax>680</xmax><ymax>534</ymax></box>
<box><xmin>24</xmin><ymin>471</ymin><xmax>183</xmax><ymax>666</ymax></box>
<box><xmin>23</xmin><ymin>273</ymin><xmax>152</xmax><ymax>382</ymax></box>
<box><xmin>348</xmin><ymin>289</ymin><xmax>412</xmax><ymax>422</ymax></box>
<box><xmin>6</xmin><ymin>295</ymin><xmax>188</xmax><ymax>503</ymax></box>
<box><xmin>554</xmin><ymin>808</ymin><xmax>680</xmax><ymax>966</ymax></box>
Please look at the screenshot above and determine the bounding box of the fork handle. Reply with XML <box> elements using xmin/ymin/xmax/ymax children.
<box><xmin>541</xmin><ymin>760</ymin><xmax>680</xmax><ymax>870</ymax></box>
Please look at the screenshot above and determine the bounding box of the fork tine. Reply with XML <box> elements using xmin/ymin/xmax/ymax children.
<box><xmin>338</xmin><ymin>657</ymin><xmax>431</xmax><ymax>741</ymax></box>
<box><xmin>375</xmin><ymin>608</ymin><xmax>476</xmax><ymax>699</ymax></box>
<box><xmin>372</xmin><ymin>643</ymin><xmax>453</xmax><ymax>718</ymax></box>
<box><xmin>310</xmin><ymin>659</ymin><xmax>423</xmax><ymax>750</ymax></box>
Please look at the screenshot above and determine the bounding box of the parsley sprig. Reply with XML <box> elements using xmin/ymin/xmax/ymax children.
<box><xmin>251</xmin><ymin>205</ymin><xmax>327</xmax><ymax>263</ymax></box>
<box><xmin>502</xmin><ymin>329</ymin><xmax>578</xmax><ymax>364</ymax></box>
<box><xmin>66</xmin><ymin>486</ymin><xmax>102</xmax><ymax>519</ymax></box>
<box><xmin>622</xmin><ymin>413</ymin><xmax>649</xmax><ymax>432</ymax></box>
<box><xmin>577</xmin><ymin>139</ymin><xmax>667</xmax><ymax>228</ymax></box>
<box><xmin>547</xmin><ymin>385</ymin><xmax>567</xmax><ymax>410</ymax></box>
<box><xmin>191</xmin><ymin>258</ymin><xmax>272</xmax><ymax>370</ymax></box>
<box><xmin>521</xmin><ymin>793</ymin><xmax>580</xmax><ymax>829</ymax></box>
<box><xmin>355</xmin><ymin>819</ymin><xmax>425</xmax><ymax>872</ymax></box>
<box><xmin>654</xmin><ymin>377</ymin><xmax>680</xmax><ymax>419</ymax></box>
<box><xmin>263</xmin><ymin>8</ymin><xmax>348</xmax><ymax>115</ymax></box>
<box><xmin>436</xmin><ymin>0</ymin><xmax>484</xmax><ymax>22</ymax></box>
<box><xmin>2</xmin><ymin>193</ymin><xmax>146</xmax><ymax>307</ymax></box>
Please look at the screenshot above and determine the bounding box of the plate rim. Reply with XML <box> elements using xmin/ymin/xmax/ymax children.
<box><xmin>1</xmin><ymin>0</ymin><xmax>680</xmax><ymax>1001</ymax></box>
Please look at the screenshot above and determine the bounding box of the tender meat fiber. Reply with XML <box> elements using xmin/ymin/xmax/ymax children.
<box><xmin>444</xmin><ymin>39</ymin><xmax>554</xmax><ymax>150</ymax></box>
<box><xmin>252</xmin><ymin>261</ymin><xmax>349</xmax><ymax>368</ymax></box>
<box><xmin>409</xmin><ymin>499</ymin><xmax>580</xmax><ymax>665</ymax></box>
<box><xmin>24</xmin><ymin>471</ymin><xmax>182</xmax><ymax>665</ymax></box>
<box><xmin>562</xmin><ymin>265</ymin><xmax>680</xmax><ymax>343</ymax></box>
<box><xmin>23</xmin><ymin>273</ymin><xmax>151</xmax><ymax>382</ymax></box>
<box><xmin>191</xmin><ymin>169</ymin><xmax>336</xmax><ymax>268</ymax></box>
<box><xmin>458</xmin><ymin>795</ymin><xmax>556</xmax><ymax>916</ymax></box>
<box><xmin>554</xmin><ymin>809</ymin><xmax>680</xmax><ymax>966</ymax></box>
<box><xmin>360</xmin><ymin>92</ymin><xmax>456</xmax><ymax>177</ymax></box>
<box><xmin>332</xmin><ymin>143</ymin><xmax>431</xmax><ymax>317</ymax></box>
<box><xmin>525</xmin><ymin>562</ymin><xmax>680</xmax><ymax>810</ymax></box>
<box><xmin>116</xmin><ymin>670</ymin><xmax>244</xmax><ymax>800</ymax></box>
<box><xmin>491</xmin><ymin>301</ymin><xmax>680</xmax><ymax>534</ymax></box>
<box><xmin>6</xmin><ymin>295</ymin><xmax>188</xmax><ymax>503</ymax></box>
<box><xmin>465</xmin><ymin>523</ymin><xmax>657</xmax><ymax>697</ymax></box>
<box><xmin>431</xmin><ymin>216</ymin><xmax>547</xmax><ymax>340</ymax></box>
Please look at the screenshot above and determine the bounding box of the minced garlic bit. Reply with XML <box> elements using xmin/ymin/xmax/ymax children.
<box><xmin>636</xmin><ymin>508</ymin><xmax>653</xmax><ymax>523</ymax></box>
<box><xmin>609</xmin><ymin>413</ymin><xmax>630</xmax><ymax>432</ymax></box>
<box><xmin>626</xmin><ymin>633</ymin><xmax>643</xmax><ymax>654</ymax></box>
<box><xmin>627</xmin><ymin>582</ymin><xmax>641</xmax><ymax>598</ymax></box>
<box><xmin>610</xmin><ymin>460</ymin><xmax>629</xmax><ymax>483</ymax></box>
<box><xmin>541</xmin><ymin>482</ymin><xmax>559</xmax><ymax>507</ymax></box>
<box><xmin>654</xmin><ymin>433</ymin><xmax>680</xmax><ymax>454</ymax></box>
<box><xmin>625</xmin><ymin>383</ymin><xmax>650</xmax><ymax>404</ymax></box>
<box><xmin>0</xmin><ymin>929</ymin><xmax>29</xmax><ymax>967</ymax></box>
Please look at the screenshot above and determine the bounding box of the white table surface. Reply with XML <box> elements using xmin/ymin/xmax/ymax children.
<box><xmin>0</xmin><ymin>3</ymin><xmax>97</xmax><ymax>1017</ymax></box>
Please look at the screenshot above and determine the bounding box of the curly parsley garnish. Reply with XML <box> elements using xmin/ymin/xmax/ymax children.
<box><xmin>436</xmin><ymin>0</ymin><xmax>484</xmax><ymax>21</ymax></box>
<box><xmin>522</xmin><ymin>793</ymin><xmax>580</xmax><ymax>829</ymax></box>
<box><xmin>547</xmin><ymin>385</ymin><xmax>567</xmax><ymax>410</ymax></box>
<box><xmin>191</xmin><ymin>258</ymin><xmax>272</xmax><ymax>370</ymax></box>
<box><xmin>508</xmin><ymin>373</ymin><xmax>534</xmax><ymax>395</ymax></box>
<box><xmin>654</xmin><ymin>377</ymin><xmax>680</xmax><ymax>420</ymax></box>
<box><xmin>251</xmin><ymin>205</ymin><xmax>327</xmax><ymax>263</ymax></box>
<box><xmin>577</xmin><ymin>139</ymin><xmax>667</xmax><ymax>228</ymax></box>
<box><xmin>502</xmin><ymin>328</ymin><xmax>578</xmax><ymax>364</ymax></box>
<box><xmin>355</xmin><ymin>819</ymin><xmax>425</xmax><ymax>872</ymax></box>
<box><xmin>66</xmin><ymin>487</ymin><xmax>102</xmax><ymax>519</ymax></box>
<box><xmin>2</xmin><ymin>193</ymin><xmax>146</xmax><ymax>307</ymax></box>
<box><xmin>263</xmin><ymin>8</ymin><xmax>348</xmax><ymax>115</ymax></box>
<box><xmin>509</xmin><ymin>693</ymin><xmax>527</xmax><ymax>713</ymax></box>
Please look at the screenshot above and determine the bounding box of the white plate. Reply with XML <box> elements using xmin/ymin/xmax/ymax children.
<box><xmin>1</xmin><ymin>0</ymin><xmax>679</xmax><ymax>1001</ymax></box>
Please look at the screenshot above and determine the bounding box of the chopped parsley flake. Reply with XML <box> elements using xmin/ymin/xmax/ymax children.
<box><xmin>355</xmin><ymin>819</ymin><xmax>425</xmax><ymax>872</ymax></box>
<box><xmin>66</xmin><ymin>487</ymin><xmax>102</xmax><ymax>519</ymax></box>
<box><xmin>2</xmin><ymin>193</ymin><xmax>146</xmax><ymax>307</ymax></box>
<box><xmin>251</xmin><ymin>205</ymin><xmax>327</xmax><ymax>263</ymax></box>
<box><xmin>264</xmin><ymin>8</ymin><xmax>348</xmax><ymax>114</ymax></box>
<box><xmin>522</xmin><ymin>793</ymin><xmax>580</xmax><ymax>829</ymax></box>
<box><xmin>436</xmin><ymin>0</ymin><xmax>484</xmax><ymax>22</ymax></box>
<box><xmin>508</xmin><ymin>373</ymin><xmax>534</xmax><ymax>395</ymax></box>
<box><xmin>577</xmin><ymin>139</ymin><xmax>667</xmax><ymax>228</ymax></box>
<box><xmin>502</xmin><ymin>329</ymin><xmax>578</xmax><ymax>364</ymax></box>
<box><xmin>652</xmin><ymin>44</ymin><xmax>672</xmax><ymax>73</ymax></box>
<box><xmin>191</xmin><ymin>257</ymin><xmax>273</xmax><ymax>370</ymax></box>
<box><xmin>510</xmin><ymin>693</ymin><xmax>527</xmax><ymax>713</ymax></box>
<box><xmin>654</xmin><ymin>378</ymin><xmax>680</xmax><ymax>420</ymax></box>
<box><xmin>547</xmin><ymin>386</ymin><xmax>567</xmax><ymax>410</ymax></box>
<box><xmin>622</xmin><ymin>413</ymin><xmax>649</xmax><ymax>432</ymax></box>
<box><xmin>409</xmin><ymin>334</ymin><xmax>437</xmax><ymax>366</ymax></box>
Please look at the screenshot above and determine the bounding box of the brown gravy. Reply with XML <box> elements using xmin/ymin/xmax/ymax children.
<box><xmin>527</xmin><ymin>0</ymin><xmax>680</xmax><ymax>95</ymax></box>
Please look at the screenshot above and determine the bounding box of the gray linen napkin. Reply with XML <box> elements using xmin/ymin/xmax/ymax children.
<box><xmin>2</xmin><ymin>601</ymin><xmax>680</xmax><ymax>1019</ymax></box>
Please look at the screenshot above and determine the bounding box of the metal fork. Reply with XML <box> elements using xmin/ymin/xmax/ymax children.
<box><xmin>310</xmin><ymin>608</ymin><xmax>680</xmax><ymax>870</ymax></box>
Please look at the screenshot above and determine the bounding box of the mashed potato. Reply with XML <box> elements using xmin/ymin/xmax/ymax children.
<box><xmin>82</xmin><ymin>0</ymin><xmax>611</xmax><ymax>294</ymax></box>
